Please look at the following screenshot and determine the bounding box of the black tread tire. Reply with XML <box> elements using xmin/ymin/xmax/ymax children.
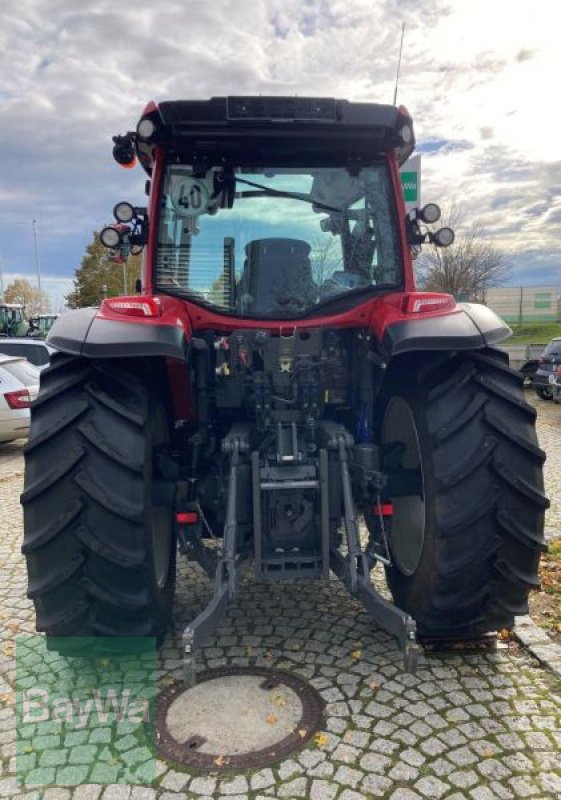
<box><xmin>21</xmin><ymin>353</ymin><xmax>176</xmax><ymax>645</ymax></box>
<box><xmin>377</xmin><ymin>348</ymin><xmax>548</xmax><ymax>639</ymax></box>
<box><xmin>536</xmin><ymin>386</ymin><xmax>553</xmax><ymax>400</ymax></box>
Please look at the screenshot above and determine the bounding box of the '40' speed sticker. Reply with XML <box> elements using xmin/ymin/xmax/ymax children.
<box><xmin>170</xmin><ymin>174</ymin><xmax>212</xmax><ymax>216</ymax></box>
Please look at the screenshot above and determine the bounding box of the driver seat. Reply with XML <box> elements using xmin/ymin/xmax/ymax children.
<box><xmin>239</xmin><ymin>238</ymin><xmax>314</xmax><ymax>314</ymax></box>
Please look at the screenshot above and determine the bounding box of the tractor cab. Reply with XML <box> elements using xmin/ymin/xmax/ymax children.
<box><xmin>103</xmin><ymin>97</ymin><xmax>430</xmax><ymax>319</ymax></box>
<box><xmin>27</xmin><ymin>314</ymin><xmax>59</xmax><ymax>338</ymax></box>
<box><xmin>0</xmin><ymin>304</ymin><xmax>27</xmax><ymax>337</ymax></box>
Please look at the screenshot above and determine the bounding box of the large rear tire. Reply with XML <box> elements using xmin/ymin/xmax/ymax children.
<box><xmin>21</xmin><ymin>354</ymin><xmax>176</xmax><ymax>644</ymax></box>
<box><xmin>376</xmin><ymin>348</ymin><xmax>547</xmax><ymax>638</ymax></box>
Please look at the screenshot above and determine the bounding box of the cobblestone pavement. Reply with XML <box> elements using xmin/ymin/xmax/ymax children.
<box><xmin>0</xmin><ymin>392</ymin><xmax>560</xmax><ymax>799</ymax></box>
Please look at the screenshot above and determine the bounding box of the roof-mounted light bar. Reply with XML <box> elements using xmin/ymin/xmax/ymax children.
<box><xmin>226</xmin><ymin>96</ymin><xmax>337</xmax><ymax>121</ymax></box>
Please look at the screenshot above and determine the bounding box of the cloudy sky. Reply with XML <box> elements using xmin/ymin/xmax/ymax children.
<box><xmin>0</xmin><ymin>0</ymin><xmax>559</xmax><ymax>309</ymax></box>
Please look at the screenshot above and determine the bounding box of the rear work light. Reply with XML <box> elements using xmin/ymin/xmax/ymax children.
<box><xmin>102</xmin><ymin>297</ymin><xmax>161</xmax><ymax>318</ymax></box>
<box><xmin>5</xmin><ymin>389</ymin><xmax>31</xmax><ymax>409</ymax></box>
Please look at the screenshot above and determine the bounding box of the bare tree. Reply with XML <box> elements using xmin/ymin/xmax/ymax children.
<box><xmin>415</xmin><ymin>205</ymin><xmax>510</xmax><ymax>302</ymax></box>
<box><xmin>310</xmin><ymin>237</ymin><xmax>342</xmax><ymax>285</ymax></box>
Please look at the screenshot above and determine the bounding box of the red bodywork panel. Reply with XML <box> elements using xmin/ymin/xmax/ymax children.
<box><xmin>99</xmin><ymin>290</ymin><xmax>458</xmax><ymax>341</ymax></box>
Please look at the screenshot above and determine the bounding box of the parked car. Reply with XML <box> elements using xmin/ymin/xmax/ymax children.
<box><xmin>0</xmin><ymin>337</ymin><xmax>55</xmax><ymax>369</ymax></box>
<box><xmin>0</xmin><ymin>356</ymin><xmax>40</xmax><ymax>443</ymax></box>
<box><xmin>549</xmin><ymin>365</ymin><xmax>561</xmax><ymax>404</ymax></box>
<box><xmin>534</xmin><ymin>337</ymin><xmax>561</xmax><ymax>399</ymax></box>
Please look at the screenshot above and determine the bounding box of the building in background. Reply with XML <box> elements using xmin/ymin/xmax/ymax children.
<box><xmin>485</xmin><ymin>286</ymin><xmax>559</xmax><ymax>324</ymax></box>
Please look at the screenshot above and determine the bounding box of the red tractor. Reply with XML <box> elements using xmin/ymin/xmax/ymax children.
<box><xmin>22</xmin><ymin>97</ymin><xmax>547</xmax><ymax>679</ymax></box>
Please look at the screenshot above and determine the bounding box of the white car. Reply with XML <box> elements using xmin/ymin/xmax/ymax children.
<box><xmin>0</xmin><ymin>356</ymin><xmax>41</xmax><ymax>443</ymax></box>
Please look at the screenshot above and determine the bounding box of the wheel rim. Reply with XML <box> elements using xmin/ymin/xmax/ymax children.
<box><xmin>381</xmin><ymin>397</ymin><xmax>425</xmax><ymax>576</ymax></box>
<box><xmin>152</xmin><ymin>505</ymin><xmax>173</xmax><ymax>589</ymax></box>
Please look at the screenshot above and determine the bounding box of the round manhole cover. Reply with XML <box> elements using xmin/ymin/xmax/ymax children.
<box><xmin>157</xmin><ymin>667</ymin><xmax>325</xmax><ymax>770</ymax></box>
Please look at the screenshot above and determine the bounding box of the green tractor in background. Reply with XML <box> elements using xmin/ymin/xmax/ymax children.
<box><xmin>0</xmin><ymin>304</ymin><xmax>29</xmax><ymax>337</ymax></box>
<box><xmin>26</xmin><ymin>314</ymin><xmax>59</xmax><ymax>339</ymax></box>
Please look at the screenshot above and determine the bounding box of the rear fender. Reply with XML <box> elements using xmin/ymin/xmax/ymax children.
<box><xmin>47</xmin><ymin>295</ymin><xmax>195</xmax><ymax>420</ymax></box>
<box><xmin>369</xmin><ymin>293</ymin><xmax>511</xmax><ymax>360</ymax></box>
<box><xmin>48</xmin><ymin>295</ymin><xmax>192</xmax><ymax>360</ymax></box>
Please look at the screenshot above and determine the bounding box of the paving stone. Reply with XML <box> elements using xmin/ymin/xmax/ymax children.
<box><xmin>69</xmin><ymin>745</ymin><xmax>98</xmax><ymax>765</ymax></box>
<box><xmin>331</xmin><ymin>743</ymin><xmax>360</xmax><ymax>763</ymax></box>
<box><xmin>310</xmin><ymin>779</ymin><xmax>338</xmax><ymax>800</ymax></box>
<box><xmin>308</xmin><ymin>761</ymin><xmax>335</xmax><ymax>778</ymax></box>
<box><xmin>361</xmin><ymin>774</ymin><xmax>392</xmax><ymax>796</ymax></box>
<box><xmin>447</xmin><ymin>745</ymin><xmax>478</xmax><ymax>766</ymax></box>
<box><xmin>129</xmin><ymin>790</ymin><xmax>156</xmax><ymax>800</ymax></box>
<box><xmin>392</xmin><ymin>728</ymin><xmax>417</xmax><ymax>746</ymax></box>
<box><xmin>320</xmin><ymin>687</ymin><xmax>345</xmax><ymax>703</ymax></box>
<box><xmin>400</xmin><ymin>748</ymin><xmax>426</xmax><ymax>767</ymax></box>
<box><xmin>372</xmin><ymin>720</ymin><xmax>396</xmax><ymax>736</ymax></box>
<box><xmin>496</xmin><ymin>732</ymin><xmax>525</xmax><ymax>750</ymax></box>
<box><xmin>101</xmin><ymin>789</ymin><xmax>131</xmax><ymax>800</ymax></box>
<box><xmin>449</xmin><ymin>769</ymin><xmax>479</xmax><ymax>789</ymax></box>
<box><xmin>508</xmin><ymin>775</ymin><xmax>539</xmax><ymax>797</ymax></box>
<box><xmin>469</xmin><ymin>788</ymin><xmax>496</xmax><ymax>800</ymax></box>
<box><xmin>42</xmin><ymin>791</ymin><xmax>72</xmax><ymax>800</ymax></box>
<box><xmin>56</xmin><ymin>765</ymin><xmax>90</xmax><ymax>785</ymax></box>
<box><xmin>189</xmin><ymin>777</ymin><xmax>217</xmax><ymax>795</ymax></box>
<box><xmin>160</xmin><ymin>771</ymin><xmax>189</xmax><ymax>792</ymax></box>
<box><xmin>388</xmin><ymin>762</ymin><xmax>419</xmax><ymax>781</ymax></box>
<box><xmin>539</xmin><ymin>773</ymin><xmax>561</xmax><ymax>794</ymax></box>
<box><xmin>72</xmin><ymin>787</ymin><xmax>103</xmax><ymax>800</ymax></box>
<box><xmin>333</xmin><ymin>765</ymin><xmax>362</xmax><ymax>788</ymax></box>
<box><xmin>277</xmin><ymin>777</ymin><xmax>307</xmax><ymax>797</ymax></box>
<box><xmin>364</xmin><ymin>701</ymin><xmax>393</xmax><ymax>718</ymax></box>
<box><xmin>420</xmin><ymin>737</ymin><xmax>447</xmax><ymax>757</ymax></box>
<box><xmin>342</xmin><ymin>729</ymin><xmax>369</xmax><ymax>747</ymax></box>
<box><xmin>278</xmin><ymin>758</ymin><xmax>303</xmax><ymax>779</ymax></box>
<box><xmin>388</xmin><ymin>790</ymin><xmax>423</xmax><ymax>800</ymax></box>
<box><xmin>39</xmin><ymin>748</ymin><xmax>67</xmax><ymax>767</ymax></box>
<box><xmin>359</xmin><ymin>752</ymin><xmax>392</xmax><ymax>773</ymax></box>
<box><xmin>409</xmin><ymin>720</ymin><xmax>432</xmax><ymax>737</ymax></box>
<box><xmin>218</xmin><ymin>776</ymin><xmax>248</xmax><ymax>795</ymax></box>
<box><xmin>503</xmin><ymin>753</ymin><xmax>534</xmax><ymax>772</ymax></box>
<box><xmin>326</xmin><ymin>716</ymin><xmax>347</xmax><ymax>733</ymax></box>
<box><xmin>429</xmin><ymin>757</ymin><xmax>455</xmax><ymax>777</ymax></box>
<box><xmin>414</xmin><ymin>776</ymin><xmax>449</xmax><ymax>799</ymax></box>
<box><xmin>488</xmin><ymin>782</ymin><xmax>515</xmax><ymax>799</ymax></box>
<box><xmin>298</xmin><ymin>750</ymin><xmax>325</xmax><ymax>769</ymax></box>
<box><xmin>370</xmin><ymin>737</ymin><xmax>399</xmax><ymax>756</ymax></box>
<box><xmin>250</xmin><ymin>768</ymin><xmax>275</xmax><ymax>791</ymax></box>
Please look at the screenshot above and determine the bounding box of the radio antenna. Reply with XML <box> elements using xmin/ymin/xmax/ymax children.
<box><xmin>393</xmin><ymin>22</ymin><xmax>406</xmax><ymax>106</ymax></box>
